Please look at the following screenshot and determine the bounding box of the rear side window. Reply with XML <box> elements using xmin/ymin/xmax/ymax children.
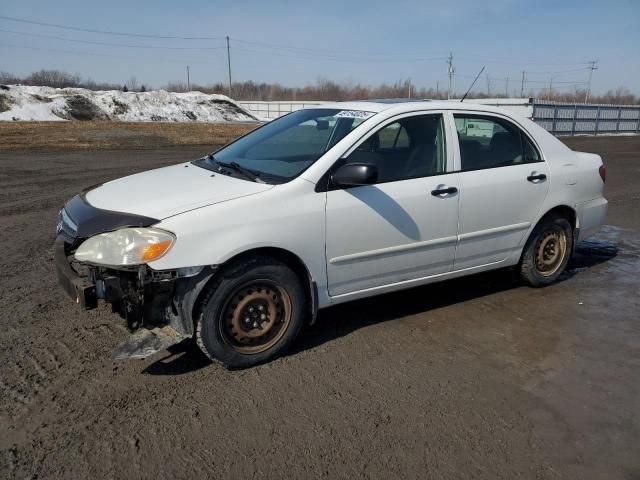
<box><xmin>523</xmin><ymin>134</ymin><xmax>540</xmax><ymax>162</ymax></box>
<box><xmin>454</xmin><ymin>115</ymin><xmax>541</xmax><ymax>171</ymax></box>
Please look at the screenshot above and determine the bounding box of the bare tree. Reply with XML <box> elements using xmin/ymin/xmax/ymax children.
<box><xmin>0</xmin><ymin>69</ymin><xmax>638</xmax><ymax>104</ymax></box>
<box><xmin>26</xmin><ymin>70</ymin><xmax>81</xmax><ymax>88</ymax></box>
<box><xmin>127</xmin><ymin>76</ymin><xmax>139</xmax><ymax>92</ymax></box>
<box><xmin>0</xmin><ymin>71</ymin><xmax>21</xmax><ymax>84</ymax></box>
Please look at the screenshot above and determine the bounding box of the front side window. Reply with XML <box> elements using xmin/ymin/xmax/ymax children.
<box><xmin>344</xmin><ymin>114</ymin><xmax>446</xmax><ymax>184</ymax></box>
<box><xmin>454</xmin><ymin>114</ymin><xmax>541</xmax><ymax>171</ymax></box>
<box><xmin>196</xmin><ymin>108</ymin><xmax>372</xmax><ymax>183</ymax></box>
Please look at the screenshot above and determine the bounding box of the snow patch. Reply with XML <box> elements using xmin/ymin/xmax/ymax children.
<box><xmin>0</xmin><ymin>85</ymin><xmax>259</xmax><ymax>122</ymax></box>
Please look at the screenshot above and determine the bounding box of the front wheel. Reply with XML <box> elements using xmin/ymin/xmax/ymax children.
<box><xmin>519</xmin><ymin>214</ymin><xmax>573</xmax><ymax>287</ymax></box>
<box><xmin>195</xmin><ymin>256</ymin><xmax>305</xmax><ymax>368</ymax></box>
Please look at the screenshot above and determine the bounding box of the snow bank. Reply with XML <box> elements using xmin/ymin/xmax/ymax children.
<box><xmin>0</xmin><ymin>85</ymin><xmax>259</xmax><ymax>122</ymax></box>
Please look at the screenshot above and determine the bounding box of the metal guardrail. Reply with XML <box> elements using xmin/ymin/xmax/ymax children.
<box><xmin>532</xmin><ymin>100</ymin><xmax>640</xmax><ymax>136</ymax></box>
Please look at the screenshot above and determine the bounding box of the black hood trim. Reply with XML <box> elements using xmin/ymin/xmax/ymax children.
<box><xmin>64</xmin><ymin>194</ymin><xmax>160</xmax><ymax>239</ymax></box>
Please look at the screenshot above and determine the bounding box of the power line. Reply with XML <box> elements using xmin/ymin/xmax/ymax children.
<box><xmin>232</xmin><ymin>38</ymin><xmax>589</xmax><ymax>68</ymax></box>
<box><xmin>0</xmin><ymin>15</ymin><xmax>223</xmax><ymax>40</ymax></box>
<box><xmin>455</xmin><ymin>55</ymin><xmax>591</xmax><ymax>66</ymax></box>
<box><xmin>232</xmin><ymin>46</ymin><xmax>444</xmax><ymax>64</ymax></box>
<box><xmin>231</xmin><ymin>37</ymin><xmax>447</xmax><ymax>59</ymax></box>
<box><xmin>0</xmin><ymin>28</ymin><xmax>227</xmax><ymax>50</ymax></box>
<box><xmin>523</xmin><ymin>66</ymin><xmax>590</xmax><ymax>76</ymax></box>
<box><xmin>453</xmin><ymin>72</ymin><xmax>587</xmax><ymax>85</ymax></box>
<box><xmin>0</xmin><ymin>42</ymin><xmax>224</xmax><ymax>66</ymax></box>
<box><xmin>0</xmin><ymin>42</ymin><xmax>119</xmax><ymax>58</ymax></box>
<box><xmin>0</xmin><ymin>16</ymin><xmax>607</xmax><ymax>96</ymax></box>
<box><xmin>7</xmin><ymin>29</ymin><xmax>441</xmax><ymax>64</ymax></box>
<box><xmin>0</xmin><ymin>15</ymin><xmax>594</xmax><ymax>68</ymax></box>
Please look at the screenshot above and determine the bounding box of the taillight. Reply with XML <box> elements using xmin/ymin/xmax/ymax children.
<box><xmin>599</xmin><ymin>164</ymin><xmax>606</xmax><ymax>183</ymax></box>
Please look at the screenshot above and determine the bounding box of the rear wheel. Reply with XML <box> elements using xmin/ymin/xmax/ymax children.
<box><xmin>519</xmin><ymin>214</ymin><xmax>573</xmax><ymax>287</ymax></box>
<box><xmin>195</xmin><ymin>256</ymin><xmax>305</xmax><ymax>368</ymax></box>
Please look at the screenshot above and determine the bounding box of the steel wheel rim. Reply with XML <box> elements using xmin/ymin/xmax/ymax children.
<box><xmin>220</xmin><ymin>280</ymin><xmax>292</xmax><ymax>354</ymax></box>
<box><xmin>534</xmin><ymin>228</ymin><xmax>567</xmax><ymax>277</ymax></box>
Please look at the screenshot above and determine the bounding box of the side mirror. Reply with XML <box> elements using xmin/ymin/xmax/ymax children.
<box><xmin>332</xmin><ymin>163</ymin><xmax>378</xmax><ymax>187</ymax></box>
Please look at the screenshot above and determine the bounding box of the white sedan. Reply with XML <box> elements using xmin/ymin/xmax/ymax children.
<box><xmin>55</xmin><ymin>100</ymin><xmax>607</xmax><ymax>368</ymax></box>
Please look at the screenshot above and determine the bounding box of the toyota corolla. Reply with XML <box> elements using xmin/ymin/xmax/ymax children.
<box><xmin>54</xmin><ymin>100</ymin><xmax>607</xmax><ymax>368</ymax></box>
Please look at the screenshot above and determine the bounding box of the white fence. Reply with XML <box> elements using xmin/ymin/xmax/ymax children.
<box><xmin>532</xmin><ymin>100</ymin><xmax>640</xmax><ymax>135</ymax></box>
<box><xmin>238</xmin><ymin>98</ymin><xmax>534</xmax><ymax>121</ymax></box>
<box><xmin>238</xmin><ymin>101</ymin><xmax>325</xmax><ymax>120</ymax></box>
<box><xmin>239</xmin><ymin>98</ymin><xmax>640</xmax><ymax>135</ymax></box>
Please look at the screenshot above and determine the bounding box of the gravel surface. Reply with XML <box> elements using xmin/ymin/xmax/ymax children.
<box><xmin>0</xmin><ymin>137</ymin><xmax>639</xmax><ymax>479</ymax></box>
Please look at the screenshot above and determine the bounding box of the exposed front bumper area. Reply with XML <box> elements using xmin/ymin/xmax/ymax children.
<box><xmin>55</xmin><ymin>238</ymin><xmax>98</xmax><ymax>310</ymax></box>
<box><xmin>54</xmin><ymin>235</ymin><xmax>215</xmax><ymax>359</ymax></box>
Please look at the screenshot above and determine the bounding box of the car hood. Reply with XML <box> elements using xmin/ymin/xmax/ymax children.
<box><xmin>85</xmin><ymin>162</ymin><xmax>273</xmax><ymax>219</ymax></box>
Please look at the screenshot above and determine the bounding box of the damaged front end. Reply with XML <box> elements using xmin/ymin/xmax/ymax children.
<box><xmin>54</xmin><ymin>195</ymin><xmax>215</xmax><ymax>359</ymax></box>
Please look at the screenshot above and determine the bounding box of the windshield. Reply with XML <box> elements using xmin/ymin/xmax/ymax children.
<box><xmin>199</xmin><ymin>108</ymin><xmax>374</xmax><ymax>183</ymax></box>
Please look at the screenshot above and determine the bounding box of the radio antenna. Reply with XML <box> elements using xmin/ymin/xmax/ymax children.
<box><xmin>460</xmin><ymin>66</ymin><xmax>485</xmax><ymax>102</ymax></box>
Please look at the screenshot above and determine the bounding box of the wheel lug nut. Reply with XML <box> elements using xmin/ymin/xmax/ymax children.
<box><xmin>249</xmin><ymin>307</ymin><xmax>254</xmax><ymax>312</ymax></box>
<box><xmin>253</xmin><ymin>321</ymin><xmax>258</xmax><ymax>328</ymax></box>
<box><xmin>258</xmin><ymin>305</ymin><xmax>264</xmax><ymax>311</ymax></box>
<box><xmin>260</xmin><ymin>314</ymin><xmax>266</xmax><ymax>320</ymax></box>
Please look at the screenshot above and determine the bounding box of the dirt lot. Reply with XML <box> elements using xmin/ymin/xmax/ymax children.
<box><xmin>0</xmin><ymin>121</ymin><xmax>255</xmax><ymax>151</ymax></box>
<box><xmin>0</xmin><ymin>132</ymin><xmax>638</xmax><ymax>479</ymax></box>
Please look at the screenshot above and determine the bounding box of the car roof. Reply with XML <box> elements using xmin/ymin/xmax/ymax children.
<box><xmin>306</xmin><ymin>99</ymin><xmax>516</xmax><ymax>117</ymax></box>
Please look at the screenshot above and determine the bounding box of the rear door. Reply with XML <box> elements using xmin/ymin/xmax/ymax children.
<box><xmin>452</xmin><ymin>113</ymin><xmax>550</xmax><ymax>270</ymax></box>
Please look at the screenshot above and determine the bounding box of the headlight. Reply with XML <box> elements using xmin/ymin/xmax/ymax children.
<box><xmin>74</xmin><ymin>228</ymin><xmax>175</xmax><ymax>266</ymax></box>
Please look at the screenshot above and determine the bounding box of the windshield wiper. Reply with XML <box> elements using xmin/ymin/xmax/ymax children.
<box><xmin>208</xmin><ymin>155</ymin><xmax>263</xmax><ymax>183</ymax></box>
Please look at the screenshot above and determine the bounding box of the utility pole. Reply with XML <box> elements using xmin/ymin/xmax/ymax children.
<box><xmin>520</xmin><ymin>70</ymin><xmax>525</xmax><ymax>97</ymax></box>
<box><xmin>486</xmin><ymin>74</ymin><xmax>490</xmax><ymax>96</ymax></box>
<box><xmin>585</xmin><ymin>60</ymin><xmax>598</xmax><ymax>103</ymax></box>
<box><xmin>408</xmin><ymin>79</ymin><xmax>411</xmax><ymax>99</ymax></box>
<box><xmin>447</xmin><ymin>52</ymin><xmax>454</xmax><ymax>100</ymax></box>
<box><xmin>226</xmin><ymin>35</ymin><xmax>232</xmax><ymax>98</ymax></box>
<box><xmin>186</xmin><ymin>65</ymin><xmax>190</xmax><ymax>91</ymax></box>
<box><xmin>505</xmin><ymin>77</ymin><xmax>509</xmax><ymax>97</ymax></box>
<box><xmin>548</xmin><ymin>77</ymin><xmax>553</xmax><ymax>100</ymax></box>
<box><xmin>436</xmin><ymin>81</ymin><xmax>439</xmax><ymax>98</ymax></box>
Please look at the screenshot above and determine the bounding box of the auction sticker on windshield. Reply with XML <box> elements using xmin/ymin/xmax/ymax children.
<box><xmin>335</xmin><ymin>110</ymin><xmax>375</xmax><ymax>119</ymax></box>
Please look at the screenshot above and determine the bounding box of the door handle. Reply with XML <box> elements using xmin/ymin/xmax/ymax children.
<box><xmin>431</xmin><ymin>186</ymin><xmax>458</xmax><ymax>196</ymax></box>
<box><xmin>527</xmin><ymin>173</ymin><xmax>547</xmax><ymax>182</ymax></box>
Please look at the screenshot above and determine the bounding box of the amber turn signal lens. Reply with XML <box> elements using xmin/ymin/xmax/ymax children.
<box><xmin>140</xmin><ymin>240</ymin><xmax>173</xmax><ymax>262</ymax></box>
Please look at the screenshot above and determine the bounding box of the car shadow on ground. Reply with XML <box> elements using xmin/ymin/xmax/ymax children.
<box><xmin>294</xmin><ymin>239</ymin><xmax>618</xmax><ymax>355</ymax></box>
<box><xmin>142</xmin><ymin>239</ymin><xmax>618</xmax><ymax>376</ymax></box>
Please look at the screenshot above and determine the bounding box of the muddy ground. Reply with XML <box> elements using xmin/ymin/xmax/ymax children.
<box><xmin>0</xmin><ymin>135</ymin><xmax>638</xmax><ymax>479</ymax></box>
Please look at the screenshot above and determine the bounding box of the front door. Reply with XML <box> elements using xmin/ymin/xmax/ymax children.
<box><xmin>325</xmin><ymin>113</ymin><xmax>460</xmax><ymax>296</ymax></box>
<box><xmin>452</xmin><ymin>113</ymin><xmax>550</xmax><ymax>270</ymax></box>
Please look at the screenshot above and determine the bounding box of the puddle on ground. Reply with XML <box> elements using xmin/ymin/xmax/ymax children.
<box><xmin>569</xmin><ymin>224</ymin><xmax>640</xmax><ymax>280</ymax></box>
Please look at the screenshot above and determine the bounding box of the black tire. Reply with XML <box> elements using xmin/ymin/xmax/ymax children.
<box><xmin>195</xmin><ymin>256</ymin><xmax>305</xmax><ymax>368</ymax></box>
<box><xmin>519</xmin><ymin>213</ymin><xmax>573</xmax><ymax>287</ymax></box>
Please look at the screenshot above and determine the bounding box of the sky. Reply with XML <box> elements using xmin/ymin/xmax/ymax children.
<box><xmin>1</xmin><ymin>0</ymin><xmax>639</xmax><ymax>95</ymax></box>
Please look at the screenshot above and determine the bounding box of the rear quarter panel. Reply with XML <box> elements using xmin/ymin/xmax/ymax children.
<box><xmin>505</xmin><ymin>120</ymin><xmax>606</xmax><ymax>262</ymax></box>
